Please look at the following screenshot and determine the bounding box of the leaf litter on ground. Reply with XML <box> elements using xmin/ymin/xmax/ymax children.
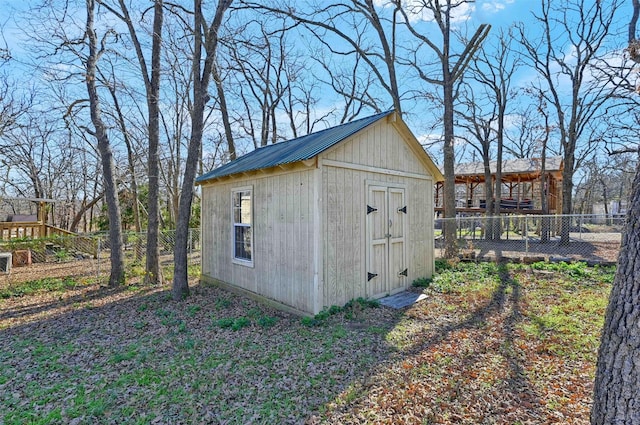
<box><xmin>0</xmin><ymin>260</ymin><xmax>611</xmax><ymax>424</ymax></box>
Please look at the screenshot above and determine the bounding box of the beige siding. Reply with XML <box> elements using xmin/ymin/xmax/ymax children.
<box><xmin>321</xmin><ymin>165</ymin><xmax>434</xmax><ymax>309</ymax></box>
<box><xmin>319</xmin><ymin>119</ymin><xmax>435</xmax><ymax>308</ymax></box>
<box><xmin>323</xmin><ymin>119</ymin><xmax>426</xmax><ymax>175</ymax></box>
<box><xmin>200</xmin><ymin>168</ymin><xmax>317</xmax><ymax>314</ymax></box>
<box><xmin>322</xmin><ymin>166</ymin><xmax>366</xmax><ymax>308</ymax></box>
<box><xmin>407</xmin><ymin>179</ymin><xmax>435</xmax><ymax>279</ymax></box>
<box><xmin>200</xmin><ymin>119</ymin><xmax>437</xmax><ymax>315</ymax></box>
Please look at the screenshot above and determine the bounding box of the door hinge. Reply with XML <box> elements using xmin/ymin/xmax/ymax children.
<box><xmin>398</xmin><ymin>268</ymin><xmax>408</xmax><ymax>277</ymax></box>
<box><xmin>367</xmin><ymin>272</ymin><xmax>378</xmax><ymax>281</ymax></box>
<box><xmin>398</xmin><ymin>206</ymin><xmax>407</xmax><ymax>214</ymax></box>
<box><xmin>367</xmin><ymin>205</ymin><xmax>378</xmax><ymax>214</ymax></box>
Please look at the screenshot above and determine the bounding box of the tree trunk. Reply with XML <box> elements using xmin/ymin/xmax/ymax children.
<box><xmin>601</xmin><ymin>178</ymin><xmax>611</xmax><ymax>226</ymax></box>
<box><xmin>103</xmin><ymin>0</ymin><xmax>164</xmax><ymax>283</ymax></box>
<box><xmin>560</xmin><ymin>148</ymin><xmax>575</xmax><ymax>245</ymax></box>
<box><xmin>69</xmin><ymin>194</ymin><xmax>102</xmax><ymax>233</ymax></box>
<box><xmin>144</xmin><ymin>0</ymin><xmax>164</xmax><ymax>285</ymax></box>
<box><xmin>172</xmin><ymin>0</ymin><xmax>233</xmax><ymax>300</ymax></box>
<box><xmin>591</xmin><ymin>153</ymin><xmax>640</xmax><ymax>424</ymax></box>
<box><xmin>442</xmin><ymin>74</ymin><xmax>457</xmax><ymax>258</ymax></box>
<box><xmin>493</xmin><ymin>100</ymin><xmax>505</xmax><ymax>241</ymax></box>
<box><xmin>213</xmin><ymin>62</ymin><xmax>236</xmax><ymax>161</ymax></box>
<box><xmin>482</xmin><ymin>154</ymin><xmax>494</xmax><ymax>241</ymax></box>
<box><xmin>105</xmin><ymin>80</ymin><xmax>143</xmax><ymax>258</ymax></box>
<box><xmin>85</xmin><ymin>0</ymin><xmax>125</xmax><ymax>286</ymax></box>
<box><xmin>540</xmin><ymin>121</ymin><xmax>549</xmax><ymax>243</ymax></box>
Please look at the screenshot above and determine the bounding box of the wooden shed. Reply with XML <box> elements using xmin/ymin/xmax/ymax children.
<box><xmin>196</xmin><ymin>111</ymin><xmax>444</xmax><ymax>316</ymax></box>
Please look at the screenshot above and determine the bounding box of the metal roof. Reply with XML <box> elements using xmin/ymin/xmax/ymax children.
<box><xmin>454</xmin><ymin>156</ymin><xmax>564</xmax><ymax>176</ymax></box>
<box><xmin>196</xmin><ymin>110</ymin><xmax>394</xmax><ymax>183</ymax></box>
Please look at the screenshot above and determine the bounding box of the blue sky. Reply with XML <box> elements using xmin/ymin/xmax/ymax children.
<box><xmin>0</xmin><ymin>0</ymin><xmax>633</xmax><ymax>167</ymax></box>
<box><xmin>1</xmin><ymin>0</ymin><xmax>31</xmax><ymax>54</ymax></box>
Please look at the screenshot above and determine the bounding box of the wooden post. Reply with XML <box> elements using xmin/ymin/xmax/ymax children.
<box><xmin>465</xmin><ymin>179</ymin><xmax>470</xmax><ymax>207</ymax></box>
<box><xmin>38</xmin><ymin>201</ymin><xmax>46</xmax><ymax>237</ymax></box>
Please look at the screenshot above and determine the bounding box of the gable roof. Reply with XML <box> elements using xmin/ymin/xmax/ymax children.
<box><xmin>453</xmin><ymin>156</ymin><xmax>564</xmax><ymax>183</ymax></box>
<box><xmin>197</xmin><ymin>110</ymin><xmax>395</xmax><ymax>183</ymax></box>
<box><xmin>455</xmin><ymin>156</ymin><xmax>563</xmax><ymax>176</ymax></box>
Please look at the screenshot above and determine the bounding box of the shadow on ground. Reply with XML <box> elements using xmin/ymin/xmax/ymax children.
<box><xmin>1</xmin><ymin>264</ymin><xmax>598</xmax><ymax>424</ymax></box>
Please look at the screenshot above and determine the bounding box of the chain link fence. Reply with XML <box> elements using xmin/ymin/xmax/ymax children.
<box><xmin>1</xmin><ymin>214</ymin><xmax>624</xmax><ymax>283</ymax></box>
<box><xmin>0</xmin><ymin>229</ymin><xmax>201</xmax><ymax>283</ymax></box>
<box><xmin>435</xmin><ymin>214</ymin><xmax>622</xmax><ymax>265</ymax></box>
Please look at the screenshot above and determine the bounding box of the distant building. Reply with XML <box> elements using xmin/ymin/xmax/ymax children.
<box><xmin>436</xmin><ymin>157</ymin><xmax>564</xmax><ymax>214</ymax></box>
<box><xmin>592</xmin><ymin>200</ymin><xmax>628</xmax><ymax>223</ymax></box>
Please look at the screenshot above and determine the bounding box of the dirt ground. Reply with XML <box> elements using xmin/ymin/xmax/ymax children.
<box><xmin>1</xmin><ymin>258</ymin><xmax>100</xmax><ymax>285</ymax></box>
<box><xmin>1</xmin><ymin>260</ymin><xmax>609</xmax><ymax>424</ymax></box>
<box><xmin>2</xmin><ymin>237</ymin><xmax>620</xmax><ymax>290</ymax></box>
<box><xmin>437</xmin><ymin>238</ymin><xmax>620</xmax><ymax>265</ymax></box>
<box><xmin>1</xmin><ymin>252</ymin><xmax>201</xmax><ymax>286</ymax></box>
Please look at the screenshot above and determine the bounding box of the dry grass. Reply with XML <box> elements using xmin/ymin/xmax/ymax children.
<box><xmin>0</xmin><ymin>261</ymin><xmax>612</xmax><ymax>424</ymax></box>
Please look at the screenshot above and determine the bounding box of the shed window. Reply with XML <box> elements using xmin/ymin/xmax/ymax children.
<box><xmin>232</xmin><ymin>189</ymin><xmax>252</xmax><ymax>263</ymax></box>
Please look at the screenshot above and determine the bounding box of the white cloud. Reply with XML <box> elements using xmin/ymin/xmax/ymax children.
<box><xmin>396</xmin><ymin>0</ymin><xmax>475</xmax><ymax>24</ymax></box>
<box><xmin>373</xmin><ymin>0</ymin><xmax>395</xmax><ymax>7</ymax></box>
<box><xmin>481</xmin><ymin>0</ymin><xmax>514</xmax><ymax>14</ymax></box>
<box><xmin>482</xmin><ymin>2</ymin><xmax>504</xmax><ymax>13</ymax></box>
<box><xmin>415</xmin><ymin>132</ymin><xmax>443</xmax><ymax>151</ymax></box>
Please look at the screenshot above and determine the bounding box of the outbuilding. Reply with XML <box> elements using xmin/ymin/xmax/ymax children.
<box><xmin>196</xmin><ymin>110</ymin><xmax>444</xmax><ymax>316</ymax></box>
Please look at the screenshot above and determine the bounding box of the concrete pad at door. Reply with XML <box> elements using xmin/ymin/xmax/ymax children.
<box><xmin>379</xmin><ymin>291</ymin><xmax>427</xmax><ymax>309</ymax></box>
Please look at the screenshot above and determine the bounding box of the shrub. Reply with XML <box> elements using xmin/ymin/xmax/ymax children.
<box><xmin>412</xmin><ymin>277</ymin><xmax>432</xmax><ymax>288</ymax></box>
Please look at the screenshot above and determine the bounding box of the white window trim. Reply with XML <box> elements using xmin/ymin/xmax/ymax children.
<box><xmin>231</xmin><ymin>186</ymin><xmax>254</xmax><ymax>267</ymax></box>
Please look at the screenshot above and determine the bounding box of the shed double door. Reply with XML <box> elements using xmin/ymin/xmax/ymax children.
<box><xmin>366</xmin><ymin>184</ymin><xmax>407</xmax><ymax>298</ymax></box>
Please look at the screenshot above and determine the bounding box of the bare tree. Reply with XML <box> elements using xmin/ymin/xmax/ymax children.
<box><xmin>84</xmin><ymin>0</ymin><xmax>125</xmax><ymax>285</ymax></box>
<box><xmin>97</xmin><ymin>0</ymin><xmax>164</xmax><ymax>284</ymax></box>
<box><xmin>281</xmin><ymin>57</ymin><xmax>328</xmax><ymax>135</ymax></box>
<box><xmin>591</xmin><ymin>148</ymin><xmax>640</xmax><ymax>425</ymax></box>
<box><xmin>458</xmin><ymin>27</ymin><xmax>519</xmax><ymax>240</ymax></box>
<box><xmin>457</xmin><ymin>83</ymin><xmax>495</xmax><ymax>226</ymax></box>
<box><xmin>0</xmin><ymin>115</ymin><xmax>69</xmax><ymax>202</ymax></box>
<box><xmin>0</xmin><ymin>40</ymin><xmax>31</xmax><ymax>140</ymax></box>
<box><xmin>0</xmin><ymin>79</ymin><xmax>28</xmax><ymax>139</ymax></box>
<box><xmin>173</xmin><ymin>0</ymin><xmax>233</xmax><ymax>300</ymax></box>
<box><xmin>153</xmin><ymin>10</ymin><xmax>194</xmax><ymax>229</ymax></box>
<box><xmin>222</xmin><ymin>18</ymin><xmax>291</xmax><ymax>148</ymax></box>
<box><xmin>241</xmin><ymin>0</ymin><xmax>404</xmax><ymax>114</ymax></box>
<box><xmin>100</xmin><ymin>69</ymin><xmax>143</xmax><ymax>236</ymax></box>
<box><xmin>18</xmin><ymin>0</ymin><xmax>130</xmax><ymax>275</ymax></box>
<box><xmin>312</xmin><ymin>44</ymin><xmax>385</xmax><ymax>123</ymax></box>
<box><xmin>396</xmin><ymin>0</ymin><xmax>490</xmax><ymax>257</ymax></box>
<box><xmin>212</xmin><ymin>59</ymin><xmax>237</xmax><ymax>158</ymax></box>
<box><xmin>517</xmin><ymin>0</ymin><xmax>621</xmax><ymax>244</ymax></box>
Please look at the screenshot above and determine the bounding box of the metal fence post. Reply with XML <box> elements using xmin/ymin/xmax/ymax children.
<box><xmin>97</xmin><ymin>237</ymin><xmax>101</xmax><ymax>279</ymax></box>
<box><xmin>579</xmin><ymin>214</ymin><xmax>583</xmax><ymax>240</ymax></box>
<box><xmin>525</xmin><ymin>217</ymin><xmax>529</xmax><ymax>255</ymax></box>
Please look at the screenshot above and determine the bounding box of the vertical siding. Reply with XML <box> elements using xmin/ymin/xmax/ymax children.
<box><xmin>201</xmin><ymin>184</ymin><xmax>232</xmax><ymax>284</ymax></box>
<box><xmin>323</xmin><ymin>120</ymin><xmax>428</xmax><ymax>174</ymax></box>
<box><xmin>325</xmin><ymin>165</ymin><xmax>340</xmax><ymax>304</ymax></box>
<box><xmin>201</xmin><ymin>120</ymin><xmax>437</xmax><ymax>314</ymax></box>
<box><xmin>320</xmin><ymin>120</ymin><xmax>436</xmax><ymax>308</ymax></box>
<box><xmin>321</xmin><ymin>166</ymin><xmax>435</xmax><ymax>308</ymax></box>
<box><xmin>322</xmin><ymin>166</ymin><xmax>363</xmax><ymax>307</ymax></box>
<box><xmin>200</xmin><ymin>168</ymin><xmax>316</xmax><ymax>313</ymax></box>
<box><xmin>407</xmin><ymin>178</ymin><xmax>435</xmax><ymax>280</ymax></box>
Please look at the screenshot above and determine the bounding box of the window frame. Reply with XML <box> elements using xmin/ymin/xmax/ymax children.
<box><xmin>231</xmin><ymin>186</ymin><xmax>254</xmax><ymax>267</ymax></box>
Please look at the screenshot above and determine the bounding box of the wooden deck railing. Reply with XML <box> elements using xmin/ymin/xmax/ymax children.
<box><xmin>0</xmin><ymin>222</ymin><xmax>97</xmax><ymax>259</ymax></box>
<box><xmin>0</xmin><ymin>222</ymin><xmax>75</xmax><ymax>241</ymax></box>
